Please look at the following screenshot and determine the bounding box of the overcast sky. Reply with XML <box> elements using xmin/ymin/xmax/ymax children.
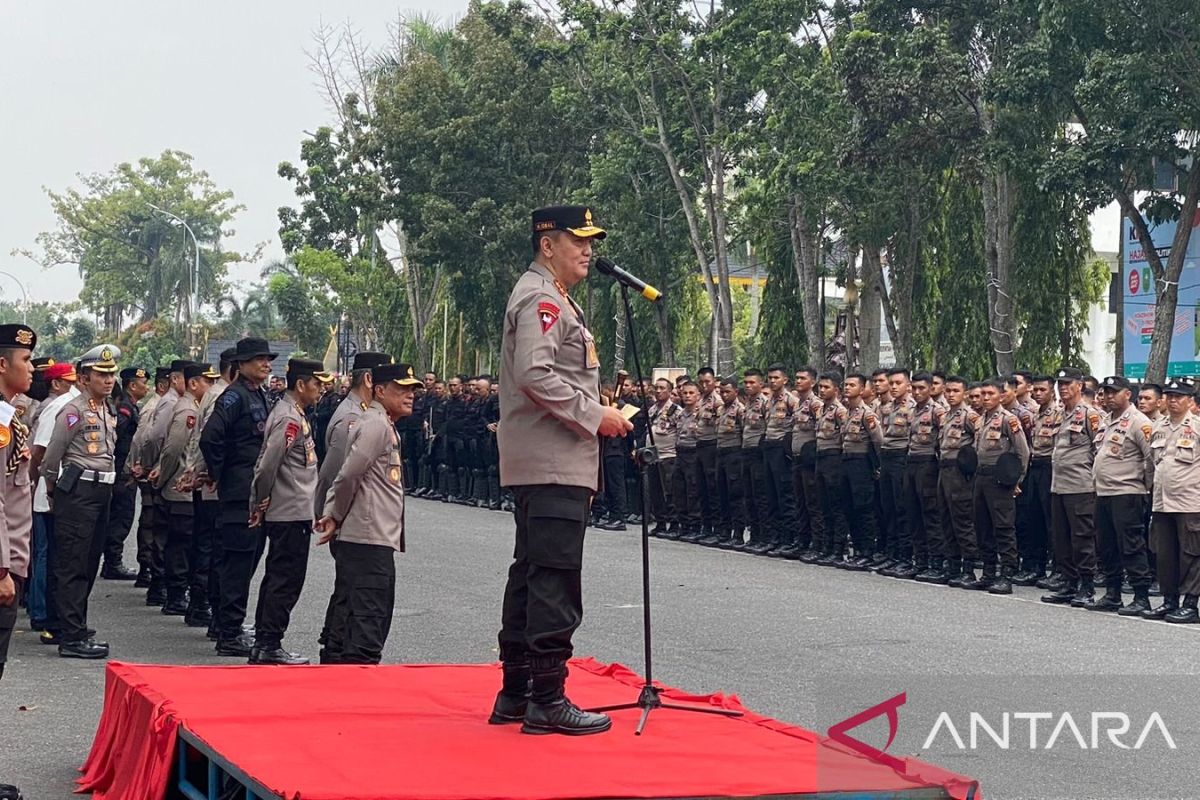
<box><xmin>0</xmin><ymin>1</ymin><xmax>1119</xmax><ymax>311</ymax></box>
<box><xmin>0</xmin><ymin>0</ymin><xmax>467</xmax><ymax>307</ymax></box>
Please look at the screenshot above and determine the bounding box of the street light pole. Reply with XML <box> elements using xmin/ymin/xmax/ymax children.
<box><xmin>148</xmin><ymin>203</ymin><xmax>201</xmax><ymax>354</ymax></box>
<box><xmin>0</xmin><ymin>270</ymin><xmax>31</xmax><ymax>323</ymax></box>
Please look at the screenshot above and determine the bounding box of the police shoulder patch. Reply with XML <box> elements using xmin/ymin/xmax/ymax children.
<box><xmin>186</xmin><ymin>414</ymin><xmax>196</xmax><ymax>430</ymax></box>
<box><xmin>65</xmin><ymin>412</ymin><xmax>80</xmax><ymax>429</ymax></box>
<box><xmin>219</xmin><ymin>391</ymin><xmax>241</xmax><ymax>411</ymax></box>
<box><xmin>118</xmin><ymin>406</ymin><xmax>131</xmax><ymax>418</ymax></box>
<box><xmin>1087</xmin><ymin>412</ymin><xmax>1100</xmax><ymax>429</ymax></box>
<box><xmin>1141</xmin><ymin>424</ymin><xmax>1152</xmax><ymax>439</ymax></box>
<box><xmin>866</xmin><ymin>414</ymin><xmax>877</xmax><ymax>430</ymax></box>
<box><xmin>1007</xmin><ymin>416</ymin><xmax>1020</xmax><ymax>434</ymax></box>
<box><xmin>537</xmin><ymin>300</ymin><xmax>560</xmax><ymax>334</ymax></box>
<box><xmin>285</xmin><ymin>420</ymin><xmax>300</xmax><ymax>447</ymax></box>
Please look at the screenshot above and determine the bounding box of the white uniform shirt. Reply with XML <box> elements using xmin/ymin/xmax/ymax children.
<box><xmin>31</xmin><ymin>386</ymin><xmax>80</xmax><ymax>513</ymax></box>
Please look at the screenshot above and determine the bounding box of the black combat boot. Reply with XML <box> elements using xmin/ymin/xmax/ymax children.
<box><xmin>964</xmin><ymin>565</ymin><xmax>995</xmax><ymax>591</ymax></box>
<box><xmin>145</xmin><ymin>577</ymin><xmax>167</xmax><ymax>607</ymax></box>
<box><xmin>489</xmin><ymin>656</ymin><xmax>531</xmax><ymax>724</ymax></box>
<box><xmin>947</xmin><ymin>561</ymin><xmax>972</xmax><ymax>589</ymax></box>
<box><xmin>0</xmin><ymin>782</ymin><xmax>23</xmax><ymax>799</ymax></box>
<box><xmin>1141</xmin><ymin>594</ymin><xmax>1178</xmax><ymax>620</ymax></box>
<box><xmin>987</xmin><ymin>568</ymin><xmax>1013</xmax><ymax>595</ymax></box>
<box><xmin>161</xmin><ymin>590</ymin><xmax>189</xmax><ymax>616</ymax></box>
<box><xmin>1085</xmin><ymin>585</ymin><xmax>1124</xmax><ymax>612</ymax></box>
<box><xmin>1037</xmin><ymin>572</ymin><xmax>1067</xmax><ymax>591</ymax></box>
<box><xmin>1069</xmin><ymin>577</ymin><xmax>1096</xmax><ymax>607</ymax></box>
<box><xmin>521</xmin><ymin>659</ymin><xmax>612</xmax><ymax>736</ymax></box>
<box><xmin>487</xmin><ymin>471</ymin><xmax>502</xmax><ymax>511</ymax></box>
<box><xmin>1165</xmin><ymin>595</ymin><xmax>1200</xmax><ymax>624</ymax></box>
<box><xmin>1041</xmin><ymin>579</ymin><xmax>1077</xmax><ymax>604</ymax></box>
<box><xmin>1117</xmin><ymin>590</ymin><xmax>1152</xmax><ymax>617</ymax></box>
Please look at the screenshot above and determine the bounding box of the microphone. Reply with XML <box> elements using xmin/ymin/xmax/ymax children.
<box><xmin>594</xmin><ymin>257</ymin><xmax>662</xmax><ymax>302</ymax></box>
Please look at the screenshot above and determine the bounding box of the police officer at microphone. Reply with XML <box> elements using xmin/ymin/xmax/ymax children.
<box><xmin>491</xmin><ymin>205</ymin><xmax>632</xmax><ymax>736</ymax></box>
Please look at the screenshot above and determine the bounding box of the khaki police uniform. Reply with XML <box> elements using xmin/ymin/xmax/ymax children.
<box><xmin>496</xmin><ymin>260</ymin><xmax>605</xmax><ymax>668</ymax></box>
<box><xmin>972</xmin><ymin>407</ymin><xmax>1030</xmax><ymax>579</ymax></box>
<box><xmin>814</xmin><ymin>399</ymin><xmax>850</xmax><ymax>560</ymax></box>
<box><xmin>1149</xmin><ymin>406</ymin><xmax>1200</xmax><ymax>612</ymax></box>
<box><xmin>156</xmin><ymin>395</ymin><xmax>199</xmax><ymax>608</ymax></box>
<box><xmin>1019</xmin><ymin>401</ymin><xmax>1061</xmax><ymax>577</ymax></box>
<box><xmin>647</xmin><ymin>399</ymin><xmax>681</xmax><ymax>533</ymax></box>
<box><xmin>878</xmin><ymin>394</ymin><xmax>915</xmax><ymax>561</ymax></box>
<box><xmin>904</xmin><ymin>398</ymin><xmax>944</xmax><ymax>572</ymax></box>
<box><xmin>672</xmin><ymin>405</ymin><xmax>702</xmax><ymax>536</ymax></box>
<box><xmin>1048</xmin><ymin>399</ymin><xmax>1102</xmax><ymax>592</ymax></box>
<box><xmin>741</xmin><ymin>393</ymin><xmax>769</xmax><ymax>548</ymax></box>
<box><xmin>715</xmin><ymin>398</ymin><xmax>746</xmax><ymax>544</ymax></box>
<box><xmin>1092</xmin><ymin>404</ymin><xmax>1154</xmax><ymax>596</ymax></box>
<box><xmin>250</xmin><ymin>391</ymin><xmax>319</xmax><ymax>653</ymax></box>
<box><xmin>1</xmin><ymin>373</ymin><xmax>35</xmax><ymax>674</ymax></box>
<box><xmin>762</xmin><ymin>389</ymin><xmax>801</xmax><ymax>550</ymax></box>
<box><xmin>322</xmin><ymin>399</ymin><xmax>408</xmax><ymax>663</ymax></box>
<box><xmin>145</xmin><ymin>387</ymin><xmax>182</xmax><ymax>598</ymax></box>
<box><xmin>790</xmin><ymin>391</ymin><xmax>825</xmax><ymax>554</ymax></box>
<box><xmin>41</xmin><ymin>376</ymin><xmax>118</xmax><ymax>645</ymax></box>
<box><xmin>937</xmin><ymin>404</ymin><xmax>980</xmax><ymax>570</ymax></box>
<box><xmin>189</xmin><ymin>375</ymin><xmax>228</xmax><ymax>625</ymax></box>
<box><xmin>131</xmin><ymin>387</ymin><xmax>164</xmax><ymax>576</ymax></box>
<box><xmin>841</xmin><ymin>401</ymin><xmax>883</xmax><ymax>562</ymax></box>
<box><xmin>694</xmin><ymin>388</ymin><xmax>724</xmax><ymax>536</ymax></box>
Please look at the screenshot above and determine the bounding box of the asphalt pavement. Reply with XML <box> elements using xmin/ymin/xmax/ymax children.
<box><xmin>3</xmin><ymin>498</ymin><xmax>1198</xmax><ymax>800</ymax></box>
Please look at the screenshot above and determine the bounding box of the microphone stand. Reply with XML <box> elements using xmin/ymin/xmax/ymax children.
<box><xmin>587</xmin><ymin>281</ymin><xmax>742</xmax><ymax>735</ymax></box>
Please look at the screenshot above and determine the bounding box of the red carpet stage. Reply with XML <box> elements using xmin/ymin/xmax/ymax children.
<box><xmin>79</xmin><ymin>659</ymin><xmax>978</xmax><ymax>800</ymax></box>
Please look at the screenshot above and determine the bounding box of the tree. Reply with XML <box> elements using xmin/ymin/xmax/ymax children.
<box><xmin>1024</xmin><ymin>0</ymin><xmax>1200</xmax><ymax>381</ymax></box>
<box><xmin>27</xmin><ymin>151</ymin><xmax>247</xmax><ymax>337</ymax></box>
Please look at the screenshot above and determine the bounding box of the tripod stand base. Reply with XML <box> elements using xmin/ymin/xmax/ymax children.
<box><xmin>589</xmin><ymin>683</ymin><xmax>743</xmax><ymax>735</ymax></box>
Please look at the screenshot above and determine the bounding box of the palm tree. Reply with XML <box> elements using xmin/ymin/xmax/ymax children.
<box><xmin>214</xmin><ymin>288</ymin><xmax>276</xmax><ymax>339</ymax></box>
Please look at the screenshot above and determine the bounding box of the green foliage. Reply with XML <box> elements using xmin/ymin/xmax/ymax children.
<box><xmin>31</xmin><ymin>150</ymin><xmax>247</xmax><ymax>334</ymax></box>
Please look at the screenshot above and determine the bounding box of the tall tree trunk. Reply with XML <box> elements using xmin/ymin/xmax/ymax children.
<box><xmin>1113</xmin><ymin>162</ymin><xmax>1200</xmax><ymax>382</ymax></box>
<box><xmin>981</xmin><ymin>164</ymin><xmax>1017</xmax><ymax>376</ymax></box>
<box><xmin>789</xmin><ymin>196</ymin><xmax>826</xmax><ymax>365</ymax></box>
<box><xmin>859</xmin><ymin>246</ymin><xmax>884</xmax><ymax>371</ymax></box>
<box><xmin>709</xmin><ymin>137</ymin><xmax>735</xmax><ymax>374</ymax></box>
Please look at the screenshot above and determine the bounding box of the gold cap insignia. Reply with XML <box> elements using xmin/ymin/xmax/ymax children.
<box><xmin>15</xmin><ymin>329</ymin><xmax>33</xmax><ymax>346</ymax></box>
<box><xmin>101</xmin><ymin>347</ymin><xmax>113</xmax><ymax>360</ymax></box>
<box><xmin>584</xmin><ymin>209</ymin><xmax>593</xmax><ymax>226</ymax></box>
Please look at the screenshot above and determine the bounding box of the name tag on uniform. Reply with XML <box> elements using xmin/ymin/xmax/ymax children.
<box><xmin>583</xmin><ymin>329</ymin><xmax>600</xmax><ymax>369</ymax></box>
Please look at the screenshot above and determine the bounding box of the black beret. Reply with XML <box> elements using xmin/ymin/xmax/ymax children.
<box><xmin>219</xmin><ymin>347</ymin><xmax>237</xmax><ymax>363</ymax></box>
<box><xmin>0</xmin><ymin>324</ymin><xmax>36</xmax><ymax>351</ymax></box>
<box><xmin>956</xmin><ymin>444</ymin><xmax>978</xmax><ymax>476</ymax></box>
<box><xmin>120</xmin><ymin>367</ymin><xmax>147</xmax><ymax>383</ymax></box>
<box><xmin>170</xmin><ymin>359</ymin><xmax>195</xmax><ymax>373</ymax></box>
<box><xmin>995</xmin><ymin>452</ymin><xmax>1023</xmax><ymax>488</ymax></box>
<box><xmin>155</xmin><ymin>366</ymin><xmax>172</xmax><ymax>381</ymax></box>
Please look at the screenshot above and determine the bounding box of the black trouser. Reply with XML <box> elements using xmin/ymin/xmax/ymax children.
<box><xmin>760</xmin><ymin>442</ymin><xmax>798</xmax><ymax>545</ymax></box>
<box><xmin>791</xmin><ymin>443</ymin><xmax>823</xmax><ymax>551</ymax></box>
<box><xmin>877</xmin><ymin>449</ymin><xmax>908</xmax><ymax>558</ymax></box>
<box><xmin>673</xmin><ymin>447</ymin><xmax>701</xmax><ymax>532</ymax></box>
<box><xmin>903</xmin><ymin>456</ymin><xmax>942</xmax><ymax>563</ymax></box>
<box><xmin>150</xmin><ymin>494</ymin><xmax>171</xmax><ymax>582</ymax></box>
<box><xmin>1151</xmin><ymin>512</ymin><xmax>1200</xmax><ymax>597</ymax></box>
<box><xmin>601</xmin><ymin>452</ymin><xmax>627</xmax><ymax>521</ymax></box>
<box><xmin>0</xmin><ymin>575</ymin><xmax>25</xmax><ymax>677</ymax></box>
<box><xmin>1096</xmin><ymin>494</ymin><xmax>1150</xmax><ymax>591</ymax></box>
<box><xmin>253</xmin><ymin>521</ymin><xmax>312</xmax><ymax>649</ymax></box>
<box><xmin>499</xmin><ymin>484</ymin><xmax>590</xmax><ymax>661</ymax></box>
<box><xmin>1019</xmin><ymin>458</ymin><xmax>1052</xmax><ymax>570</ymax></box>
<box><xmin>104</xmin><ymin>480</ymin><xmax>136</xmax><ymax>565</ymax></box>
<box><xmin>135</xmin><ymin>485</ymin><xmax>157</xmax><ymax>570</ymax></box>
<box><xmin>695</xmin><ymin>441</ymin><xmax>719</xmax><ymax>531</ymax></box>
<box><xmin>816</xmin><ymin>451</ymin><xmax>850</xmax><ymax>555</ymax></box>
<box><xmin>973</xmin><ymin>466</ymin><xmax>1018</xmax><ymax>572</ymax></box>
<box><xmin>1050</xmin><ymin>492</ymin><xmax>1096</xmax><ymax>584</ymax></box>
<box><xmin>938</xmin><ymin>464</ymin><xmax>977</xmax><ymax>562</ymax></box>
<box><xmin>163</xmin><ymin>504</ymin><xmax>194</xmax><ymax>600</ymax></box>
<box><xmin>215</xmin><ymin>509</ymin><xmax>266</xmax><ymax>640</ymax></box>
<box><xmin>324</xmin><ymin>540</ymin><xmax>395</xmax><ymax>664</ymax></box>
<box><xmin>742</xmin><ymin>448</ymin><xmax>767</xmax><ymax>542</ymax></box>
<box><xmin>648</xmin><ymin>457</ymin><xmax>675</xmax><ymax>525</ymax></box>
<box><xmin>841</xmin><ymin>454</ymin><xmax>877</xmax><ymax>555</ymax></box>
<box><xmin>194</xmin><ymin>498</ymin><xmax>219</xmax><ymax>612</ymax></box>
<box><xmin>52</xmin><ymin>479</ymin><xmax>112</xmax><ymax>642</ymax></box>
<box><xmin>716</xmin><ymin>447</ymin><xmax>746</xmax><ymax>534</ymax></box>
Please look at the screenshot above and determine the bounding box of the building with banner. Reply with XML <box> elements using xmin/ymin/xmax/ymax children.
<box><xmin>1122</xmin><ymin>213</ymin><xmax>1200</xmax><ymax>378</ymax></box>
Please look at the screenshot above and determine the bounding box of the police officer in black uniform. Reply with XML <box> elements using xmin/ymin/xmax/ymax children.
<box><xmin>100</xmin><ymin>367</ymin><xmax>148</xmax><ymax>580</ymax></box>
<box><xmin>199</xmin><ymin>337</ymin><xmax>276</xmax><ymax>657</ymax></box>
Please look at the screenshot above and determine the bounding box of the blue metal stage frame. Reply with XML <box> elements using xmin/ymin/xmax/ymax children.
<box><xmin>171</xmin><ymin>724</ymin><xmax>965</xmax><ymax>800</ymax></box>
<box><xmin>174</xmin><ymin>726</ymin><xmax>278</xmax><ymax>800</ymax></box>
